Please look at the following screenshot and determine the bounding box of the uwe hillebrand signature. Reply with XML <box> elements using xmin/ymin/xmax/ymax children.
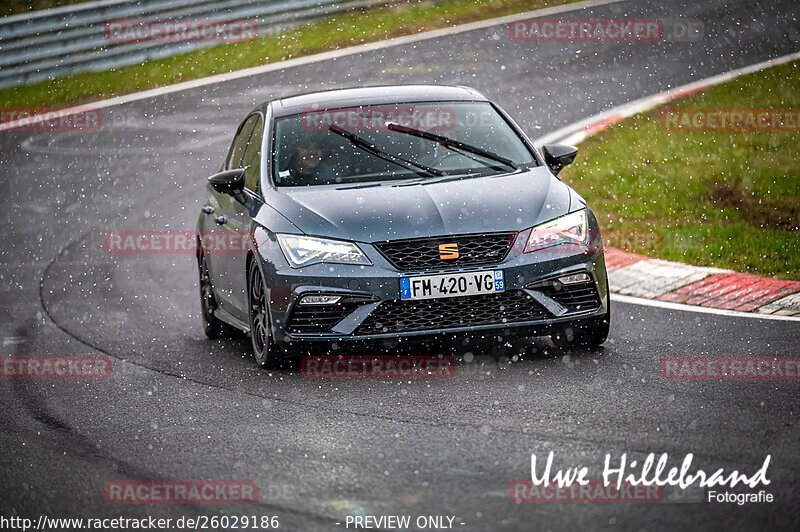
<box><xmin>531</xmin><ymin>452</ymin><xmax>771</xmax><ymax>490</ymax></box>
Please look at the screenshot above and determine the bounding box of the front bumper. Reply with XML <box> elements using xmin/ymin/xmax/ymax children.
<box><xmin>255</xmin><ymin>227</ymin><xmax>609</xmax><ymax>345</ymax></box>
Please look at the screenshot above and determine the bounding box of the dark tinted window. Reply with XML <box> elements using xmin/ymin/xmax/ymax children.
<box><xmin>241</xmin><ymin>116</ymin><xmax>263</xmax><ymax>192</ymax></box>
<box><xmin>227</xmin><ymin>114</ymin><xmax>259</xmax><ymax>170</ymax></box>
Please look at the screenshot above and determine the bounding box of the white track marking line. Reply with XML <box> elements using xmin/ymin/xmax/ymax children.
<box><xmin>3</xmin><ymin>336</ymin><xmax>26</xmax><ymax>346</ymax></box>
<box><xmin>0</xmin><ymin>0</ymin><xmax>625</xmax><ymax>131</ymax></box>
<box><xmin>611</xmin><ymin>294</ymin><xmax>800</xmax><ymax>322</ymax></box>
<box><xmin>534</xmin><ymin>51</ymin><xmax>800</xmax><ymax>147</ymax></box>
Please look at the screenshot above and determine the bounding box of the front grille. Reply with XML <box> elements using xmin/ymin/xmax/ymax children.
<box><xmin>287</xmin><ymin>296</ymin><xmax>373</xmax><ymax>333</ymax></box>
<box><xmin>354</xmin><ymin>290</ymin><xmax>548</xmax><ymax>335</ymax></box>
<box><xmin>374</xmin><ymin>232</ymin><xmax>514</xmax><ymax>271</ymax></box>
<box><xmin>539</xmin><ymin>280</ymin><xmax>602</xmax><ymax>312</ymax></box>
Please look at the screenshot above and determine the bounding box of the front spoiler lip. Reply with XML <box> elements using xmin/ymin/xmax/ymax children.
<box><xmin>280</xmin><ymin>305</ymin><xmax>605</xmax><ymax>343</ymax></box>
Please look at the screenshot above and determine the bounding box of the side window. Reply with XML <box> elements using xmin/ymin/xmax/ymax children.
<box><xmin>241</xmin><ymin>116</ymin><xmax>263</xmax><ymax>193</ymax></box>
<box><xmin>226</xmin><ymin>115</ymin><xmax>259</xmax><ymax>170</ymax></box>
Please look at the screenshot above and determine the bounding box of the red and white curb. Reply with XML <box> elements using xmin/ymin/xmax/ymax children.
<box><xmin>604</xmin><ymin>250</ymin><xmax>800</xmax><ymax>316</ymax></box>
<box><xmin>535</xmin><ymin>50</ymin><xmax>800</xmax><ymax>318</ymax></box>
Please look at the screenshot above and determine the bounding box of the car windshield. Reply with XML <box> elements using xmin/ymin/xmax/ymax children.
<box><xmin>272</xmin><ymin>101</ymin><xmax>536</xmax><ymax>186</ymax></box>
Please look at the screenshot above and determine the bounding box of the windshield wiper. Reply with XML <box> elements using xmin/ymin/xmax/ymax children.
<box><xmin>386</xmin><ymin>123</ymin><xmax>518</xmax><ymax>171</ymax></box>
<box><xmin>328</xmin><ymin>125</ymin><xmax>444</xmax><ymax>177</ymax></box>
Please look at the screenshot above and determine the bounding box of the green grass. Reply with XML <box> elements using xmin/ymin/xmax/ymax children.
<box><xmin>560</xmin><ymin>60</ymin><xmax>800</xmax><ymax>279</ymax></box>
<box><xmin>0</xmin><ymin>0</ymin><xmax>577</xmax><ymax>110</ymax></box>
<box><xmin>2</xmin><ymin>0</ymin><xmax>91</xmax><ymax>17</ymax></box>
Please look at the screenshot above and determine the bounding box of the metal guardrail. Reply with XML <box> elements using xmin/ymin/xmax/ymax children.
<box><xmin>0</xmin><ymin>0</ymin><xmax>406</xmax><ymax>89</ymax></box>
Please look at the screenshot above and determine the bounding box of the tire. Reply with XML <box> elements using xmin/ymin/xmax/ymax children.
<box><xmin>551</xmin><ymin>279</ymin><xmax>611</xmax><ymax>349</ymax></box>
<box><xmin>198</xmin><ymin>251</ymin><xmax>226</xmax><ymax>339</ymax></box>
<box><xmin>247</xmin><ymin>258</ymin><xmax>280</xmax><ymax>368</ymax></box>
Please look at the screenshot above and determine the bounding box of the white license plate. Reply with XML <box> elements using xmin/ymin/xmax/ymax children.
<box><xmin>400</xmin><ymin>270</ymin><xmax>505</xmax><ymax>301</ymax></box>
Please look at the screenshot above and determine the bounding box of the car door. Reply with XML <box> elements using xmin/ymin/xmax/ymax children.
<box><xmin>206</xmin><ymin>113</ymin><xmax>259</xmax><ymax>316</ymax></box>
<box><xmin>225</xmin><ymin>114</ymin><xmax>264</xmax><ymax>318</ymax></box>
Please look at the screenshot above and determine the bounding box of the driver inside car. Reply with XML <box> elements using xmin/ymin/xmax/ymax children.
<box><xmin>282</xmin><ymin>137</ymin><xmax>336</xmax><ymax>185</ymax></box>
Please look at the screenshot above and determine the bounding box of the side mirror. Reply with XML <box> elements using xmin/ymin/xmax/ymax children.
<box><xmin>208</xmin><ymin>168</ymin><xmax>245</xmax><ymax>196</ymax></box>
<box><xmin>542</xmin><ymin>144</ymin><xmax>578</xmax><ymax>176</ymax></box>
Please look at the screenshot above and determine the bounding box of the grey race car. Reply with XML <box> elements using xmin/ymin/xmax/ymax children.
<box><xmin>197</xmin><ymin>85</ymin><xmax>610</xmax><ymax>367</ymax></box>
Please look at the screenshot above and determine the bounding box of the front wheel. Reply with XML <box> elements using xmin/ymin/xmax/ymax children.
<box><xmin>247</xmin><ymin>259</ymin><xmax>279</xmax><ymax>368</ymax></box>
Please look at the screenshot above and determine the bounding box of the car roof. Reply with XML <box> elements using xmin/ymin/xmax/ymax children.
<box><xmin>267</xmin><ymin>85</ymin><xmax>489</xmax><ymax>117</ymax></box>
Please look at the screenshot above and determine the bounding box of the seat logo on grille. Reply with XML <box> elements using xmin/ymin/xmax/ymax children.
<box><xmin>438</xmin><ymin>243</ymin><xmax>459</xmax><ymax>260</ymax></box>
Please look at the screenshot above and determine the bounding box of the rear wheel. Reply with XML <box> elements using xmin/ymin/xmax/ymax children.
<box><xmin>198</xmin><ymin>251</ymin><xmax>226</xmax><ymax>339</ymax></box>
<box><xmin>247</xmin><ymin>259</ymin><xmax>279</xmax><ymax>368</ymax></box>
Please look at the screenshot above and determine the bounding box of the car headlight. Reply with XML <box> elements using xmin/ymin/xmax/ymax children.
<box><xmin>525</xmin><ymin>210</ymin><xmax>588</xmax><ymax>252</ymax></box>
<box><xmin>277</xmin><ymin>234</ymin><xmax>372</xmax><ymax>268</ymax></box>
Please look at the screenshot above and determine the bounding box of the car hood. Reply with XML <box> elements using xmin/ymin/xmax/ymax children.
<box><xmin>263</xmin><ymin>166</ymin><xmax>582</xmax><ymax>242</ymax></box>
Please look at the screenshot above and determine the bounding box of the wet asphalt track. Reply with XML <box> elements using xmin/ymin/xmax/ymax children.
<box><xmin>1</xmin><ymin>0</ymin><xmax>799</xmax><ymax>530</ymax></box>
